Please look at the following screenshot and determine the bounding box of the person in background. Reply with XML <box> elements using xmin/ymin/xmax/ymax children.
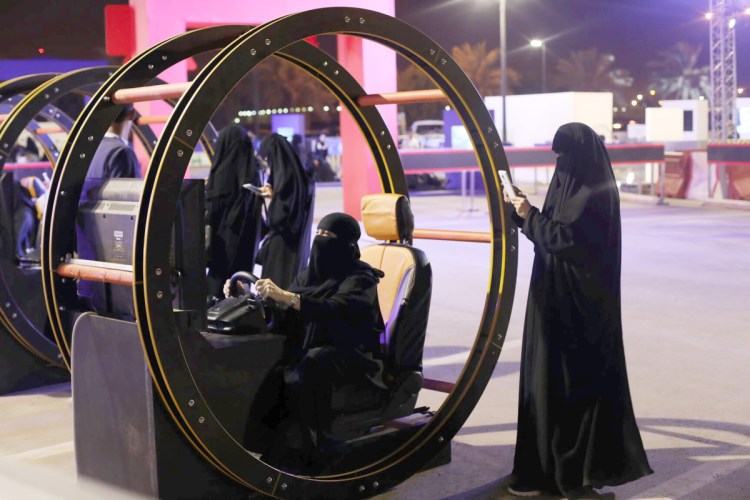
<box><xmin>86</xmin><ymin>103</ymin><xmax>139</xmax><ymax>179</ymax></box>
<box><xmin>309</xmin><ymin>131</ymin><xmax>336</xmax><ymax>182</ymax></box>
<box><xmin>254</xmin><ymin>133</ymin><xmax>314</xmax><ymax>289</ymax></box>
<box><xmin>504</xmin><ymin>123</ymin><xmax>653</xmax><ymax>497</ymax></box>
<box><xmin>205</xmin><ymin>125</ymin><xmax>264</xmax><ymax>297</ymax></box>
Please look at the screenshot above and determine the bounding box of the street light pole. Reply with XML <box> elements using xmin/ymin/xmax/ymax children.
<box><xmin>500</xmin><ymin>0</ymin><xmax>507</xmax><ymax>144</ymax></box>
<box><xmin>530</xmin><ymin>39</ymin><xmax>546</xmax><ymax>93</ymax></box>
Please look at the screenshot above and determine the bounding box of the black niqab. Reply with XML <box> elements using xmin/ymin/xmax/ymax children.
<box><xmin>256</xmin><ymin>133</ymin><xmax>314</xmax><ymax>288</ymax></box>
<box><xmin>205</xmin><ymin>125</ymin><xmax>263</xmax><ymax>296</ymax></box>
<box><xmin>513</xmin><ymin>123</ymin><xmax>652</xmax><ymax>494</ymax></box>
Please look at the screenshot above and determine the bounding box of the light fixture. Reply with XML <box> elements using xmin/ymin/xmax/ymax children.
<box><xmin>649</xmin><ymin>90</ymin><xmax>656</xmax><ymax>96</ymax></box>
<box><xmin>738</xmin><ymin>88</ymin><xmax>745</xmax><ymax>95</ymax></box>
<box><xmin>336</xmin><ymin>105</ymin><xmax>342</xmax><ymax>112</ymax></box>
<box><xmin>631</xmin><ymin>99</ymin><xmax>637</xmax><ymax>106</ymax></box>
<box><xmin>529</xmin><ymin>39</ymin><xmax>543</xmax><ymax>48</ymax></box>
<box><xmin>699</xmin><ymin>96</ymin><xmax>705</xmax><ymax>101</ymax></box>
<box><xmin>613</xmin><ymin>123</ymin><xmax>622</xmax><ymax>130</ymax></box>
<box><xmin>637</xmin><ymin>94</ymin><xmax>643</xmax><ymax>100</ymax></box>
<box><xmin>323</xmin><ymin>105</ymin><xmax>330</xmax><ymax>112</ymax></box>
<box><xmin>613</xmin><ymin>107</ymin><xmax>618</xmax><ymax>112</ymax></box>
<box><xmin>705</xmin><ymin>12</ymin><xmax>713</xmax><ymax>20</ymax></box>
<box><xmin>729</xmin><ymin>18</ymin><xmax>736</xmax><ymax>29</ymax></box>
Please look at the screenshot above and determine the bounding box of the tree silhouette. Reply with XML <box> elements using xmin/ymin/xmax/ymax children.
<box><xmin>450</xmin><ymin>41</ymin><xmax>521</xmax><ymax>97</ymax></box>
<box><xmin>552</xmin><ymin>48</ymin><xmax>633</xmax><ymax>107</ymax></box>
<box><xmin>646</xmin><ymin>41</ymin><xmax>710</xmax><ymax>100</ymax></box>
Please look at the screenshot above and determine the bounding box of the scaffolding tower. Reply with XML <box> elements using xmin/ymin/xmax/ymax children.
<box><xmin>709</xmin><ymin>0</ymin><xmax>741</xmax><ymax>141</ymax></box>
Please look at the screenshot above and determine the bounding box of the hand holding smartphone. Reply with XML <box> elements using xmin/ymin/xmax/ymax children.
<box><xmin>243</xmin><ymin>183</ymin><xmax>263</xmax><ymax>194</ymax></box>
<box><xmin>498</xmin><ymin>170</ymin><xmax>518</xmax><ymax>201</ymax></box>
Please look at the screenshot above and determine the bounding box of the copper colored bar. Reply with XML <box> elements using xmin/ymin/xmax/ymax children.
<box><xmin>35</xmin><ymin>126</ymin><xmax>64</xmax><ymax>135</ymax></box>
<box><xmin>422</xmin><ymin>378</ymin><xmax>455</xmax><ymax>393</ymax></box>
<box><xmin>413</xmin><ymin>228</ymin><xmax>491</xmax><ymax>243</ymax></box>
<box><xmin>135</xmin><ymin>114</ymin><xmax>169</xmax><ymax>125</ymax></box>
<box><xmin>56</xmin><ymin>263</ymin><xmax>134</xmax><ymax>286</ymax></box>
<box><xmin>111</xmin><ymin>82</ymin><xmax>191</xmax><ymax>104</ymax></box>
<box><xmin>357</xmin><ymin>89</ymin><xmax>445</xmax><ymax>107</ymax></box>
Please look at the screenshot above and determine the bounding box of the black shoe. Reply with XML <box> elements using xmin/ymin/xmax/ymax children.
<box><xmin>507</xmin><ymin>483</ymin><xmax>542</xmax><ymax>497</ymax></box>
<box><xmin>565</xmin><ymin>486</ymin><xmax>600</xmax><ymax>499</ymax></box>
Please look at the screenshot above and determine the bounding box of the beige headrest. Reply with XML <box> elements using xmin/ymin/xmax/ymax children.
<box><xmin>361</xmin><ymin>194</ymin><xmax>415</xmax><ymax>242</ymax></box>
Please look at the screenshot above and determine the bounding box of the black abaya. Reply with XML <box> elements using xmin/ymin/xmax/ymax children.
<box><xmin>206</xmin><ymin>125</ymin><xmax>263</xmax><ymax>297</ymax></box>
<box><xmin>512</xmin><ymin>123</ymin><xmax>653</xmax><ymax>495</ymax></box>
<box><xmin>256</xmin><ymin>133</ymin><xmax>314</xmax><ymax>289</ymax></box>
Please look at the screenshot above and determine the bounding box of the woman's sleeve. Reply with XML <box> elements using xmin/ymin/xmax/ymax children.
<box><xmin>520</xmin><ymin>206</ymin><xmax>592</xmax><ymax>259</ymax></box>
<box><xmin>298</xmin><ymin>276</ymin><xmax>376</xmax><ymax>322</ymax></box>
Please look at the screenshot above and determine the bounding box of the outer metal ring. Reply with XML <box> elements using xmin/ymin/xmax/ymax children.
<box><xmin>44</xmin><ymin>9</ymin><xmax>517</xmax><ymax>497</ymax></box>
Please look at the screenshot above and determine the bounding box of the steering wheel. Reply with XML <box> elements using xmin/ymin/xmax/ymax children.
<box><xmin>228</xmin><ymin>271</ymin><xmax>259</xmax><ymax>297</ymax></box>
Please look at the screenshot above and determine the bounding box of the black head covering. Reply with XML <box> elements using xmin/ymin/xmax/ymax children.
<box><xmin>545</xmin><ymin>122</ymin><xmax>617</xmax><ymax>224</ymax></box>
<box><xmin>206</xmin><ymin>125</ymin><xmax>257</xmax><ymax>199</ymax></box>
<box><xmin>259</xmin><ymin>133</ymin><xmax>311</xmax><ymax>238</ymax></box>
<box><xmin>305</xmin><ymin>212</ymin><xmax>361</xmax><ymax>283</ymax></box>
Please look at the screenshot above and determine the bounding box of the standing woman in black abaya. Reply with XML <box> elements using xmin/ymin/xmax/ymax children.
<box><xmin>504</xmin><ymin>123</ymin><xmax>652</xmax><ymax>497</ymax></box>
<box><xmin>205</xmin><ymin>125</ymin><xmax>264</xmax><ymax>297</ymax></box>
<box><xmin>255</xmin><ymin>133</ymin><xmax>315</xmax><ymax>289</ymax></box>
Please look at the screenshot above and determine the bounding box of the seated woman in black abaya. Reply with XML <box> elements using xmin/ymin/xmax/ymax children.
<box><xmin>227</xmin><ymin>213</ymin><xmax>385</xmax><ymax>471</ymax></box>
<box><xmin>503</xmin><ymin>123</ymin><xmax>653</xmax><ymax>497</ymax></box>
<box><xmin>254</xmin><ymin>133</ymin><xmax>315</xmax><ymax>289</ymax></box>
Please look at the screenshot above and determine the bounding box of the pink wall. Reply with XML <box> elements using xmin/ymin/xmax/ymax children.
<box><xmin>129</xmin><ymin>0</ymin><xmax>397</xmax><ymax>217</ymax></box>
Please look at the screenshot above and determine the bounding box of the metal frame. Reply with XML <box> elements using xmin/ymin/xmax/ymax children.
<box><xmin>0</xmin><ymin>67</ymin><xmax>217</xmax><ymax>367</ymax></box>
<box><xmin>43</xmin><ymin>9</ymin><xmax>518</xmax><ymax>498</ymax></box>
<box><xmin>709</xmin><ymin>0</ymin><xmax>739</xmax><ymax>141</ymax></box>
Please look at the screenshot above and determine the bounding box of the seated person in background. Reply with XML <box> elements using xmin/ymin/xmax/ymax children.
<box><xmin>86</xmin><ymin>103</ymin><xmax>140</xmax><ymax>179</ymax></box>
<box><xmin>233</xmin><ymin>213</ymin><xmax>385</xmax><ymax>469</ymax></box>
<box><xmin>13</xmin><ymin>175</ymin><xmax>49</xmax><ymax>258</ymax></box>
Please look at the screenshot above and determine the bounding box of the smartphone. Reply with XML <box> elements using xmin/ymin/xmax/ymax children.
<box><xmin>242</xmin><ymin>183</ymin><xmax>263</xmax><ymax>194</ymax></box>
<box><xmin>497</xmin><ymin>170</ymin><xmax>516</xmax><ymax>201</ymax></box>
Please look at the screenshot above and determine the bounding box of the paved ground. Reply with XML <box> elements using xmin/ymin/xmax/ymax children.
<box><xmin>1</xmin><ymin>186</ymin><xmax>749</xmax><ymax>499</ymax></box>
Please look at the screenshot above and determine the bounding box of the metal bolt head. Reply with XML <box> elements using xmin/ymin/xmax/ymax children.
<box><xmin>265</xmin><ymin>38</ymin><xmax>271</xmax><ymax>46</ymax></box>
<box><xmin>44</xmin><ymin>93</ymin><xmax>49</xmax><ymax>99</ymax></box>
<box><xmin>155</xmin><ymin>268</ymin><xmax>162</xmax><ymax>276</ymax></box>
<box><xmin>380</xmin><ymin>130</ymin><xmax>385</xmax><ymax>136</ymax></box>
<box><xmin>333</xmin><ymin>69</ymin><xmax>339</xmax><ymax>75</ymax></box>
<box><xmin>323</xmin><ymin>61</ymin><xmax>328</xmax><ymax>67</ymax></box>
<box><xmin>177</xmin><ymin>150</ymin><xmax>184</xmax><ymax>157</ymax></box>
<box><xmin>161</xmin><ymin>55</ymin><xmax>168</xmax><ymax>61</ymax></box>
<box><xmin>188</xmin><ymin>399</ymin><xmax>194</xmax><ymax>406</ymax></box>
<box><xmin>103</xmin><ymin>96</ymin><xmax>111</xmax><ymax>103</ymax></box>
<box><xmin>186</xmin><ymin>129</ymin><xmax>193</xmax><ymax>137</ymax></box>
<box><xmin>373</xmin><ymin>481</ymin><xmax>379</xmax><ymax>489</ymax></box>
<box><xmin>487</xmin><ymin>127</ymin><xmax>493</xmax><ymax>133</ymax></box>
<box><xmin>441</xmin><ymin>58</ymin><xmax>446</xmax><ymax>65</ymax></box>
<box><xmin>358</xmin><ymin>485</ymin><xmax>365</xmax><ymax>492</ymax></box>
<box><xmin>359</xmin><ymin>17</ymin><xmax>365</xmax><ymax>24</ymax></box>
<box><xmin>494</xmin><ymin>142</ymin><xmax>499</xmax><ymax>148</ymax></box>
<box><xmin>438</xmin><ymin>436</ymin><xmax>444</xmax><ymax>443</ymax></box>
<box><xmin>0</xmin><ymin>156</ymin><xmax>3</xmax><ymax>161</ymax></box>
<box><xmin>430</xmin><ymin>48</ymin><xmax>436</xmax><ymax>55</ymax></box>
<box><xmin>266</xmin><ymin>477</ymin><xmax>273</xmax><ymax>484</ymax></box>
<box><xmin>88</xmin><ymin>136</ymin><xmax>94</xmax><ymax>142</ymax></box>
<box><xmin>386</xmin><ymin>144</ymin><xmax>391</xmax><ymax>149</ymax></box>
<box><xmin>198</xmin><ymin>416</ymin><xmax>205</xmax><ymax>423</ymax></box>
<box><xmin>79</xmin><ymin>153</ymin><xmax>86</xmax><ymax>159</ymax></box>
<box><xmin>54</xmin><ymin>87</ymin><xmax>59</xmax><ymax>93</ymax></box>
<box><xmin>281</xmin><ymin>483</ymin><xmax>287</xmax><ymax>490</ymax></box>
<box><xmin>250</xmin><ymin>48</ymin><xmax>257</xmax><ymax>56</ymax></box>
<box><xmin>11</xmin><ymin>313</ymin><xmax>17</xmax><ymax>319</ymax></box>
<box><xmin>148</xmin><ymin>64</ymin><xmax>154</xmax><ymax>70</ymax></box>
<box><xmin>511</xmin><ymin>245</ymin><xmax>516</xmax><ymax>252</ymax></box>
<box><xmin>344</xmin><ymin>16</ymin><xmax>351</xmax><ymax>22</ymax></box>
<box><xmin>4</xmin><ymin>303</ymin><xmax>9</xmax><ymax>308</ymax></box>
<box><xmin>156</xmin><ymin>291</ymin><xmax>164</xmax><ymax>299</ymax></box>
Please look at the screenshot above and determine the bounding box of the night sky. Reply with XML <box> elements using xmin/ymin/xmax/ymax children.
<box><xmin>0</xmin><ymin>0</ymin><xmax>748</xmax><ymax>91</ymax></box>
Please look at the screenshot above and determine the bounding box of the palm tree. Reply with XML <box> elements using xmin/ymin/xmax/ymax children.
<box><xmin>552</xmin><ymin>48</ymin><xmax>633</xmax><ymax>107</ymax></box>
<box><xmin>451</xmin><ymin>41</ymin><xmax>521</xmax><ymax>97</ymax></box>
<box><xmin>397</xmin><ymin>63</ymin><xmax>445</xmax><ymax>125</ymax></box>
<box><xmin>646</xmin><ymin>42</ymin><xmax>710</xmax><ymax>100</ymax></box>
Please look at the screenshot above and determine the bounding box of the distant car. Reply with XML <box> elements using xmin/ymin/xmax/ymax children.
<box><xmin>410</xmin><ymin>120</ymin><xmax>444</xmax><ymax>149</ymax></box>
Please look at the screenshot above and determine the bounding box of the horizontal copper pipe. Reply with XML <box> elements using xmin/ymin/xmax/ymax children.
<box><xmin>357</xmin><ymin>89</ymin><xmax>445</xmax><ymax>107</ymax></box>
<box><xmin>35</xmin><ymin>114</ymin><xmax>170</xmax><ymax>135</ymax></box>
<box><xmin>413</xmin><ymin>228</ymin><xmax>491</xmax><ymax>243</ymax></box>
<box><xmin>111</xmin><ymin>82</ymin><xmax>191</xmax><ymax>104</ymax></box>
<box><xmin>56</xmin><ymin>263</ymin><xmax>134</xmax><ymax>286</ymax></box>
<box><xmin>422</xmin><ymin>378</ymin><xmax>455</xmax><ymax>393</ymax></box>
